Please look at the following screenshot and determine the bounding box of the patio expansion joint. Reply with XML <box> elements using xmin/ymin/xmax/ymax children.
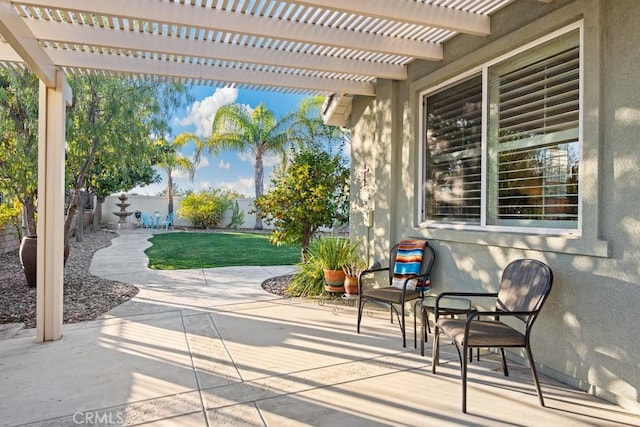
<box><xmin>14</xmin><ymin>391</ymin><xmax>206</xmax><ymax>426</ymax></box>
<box><xmin>180</xmin><ymin>310</ymin><xmax>214</xmax><ymax>427</ymax></box>
<box><xmin>198</xmin><ymin>349</ymin><xmax>433</xmax><ymax>411</ymax></box>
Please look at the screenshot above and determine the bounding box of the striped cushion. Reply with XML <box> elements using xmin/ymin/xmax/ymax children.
<box><xmin>391</xmin><ymin>239</ymin><xmax>429</xmax><ymax>291</ymax></box>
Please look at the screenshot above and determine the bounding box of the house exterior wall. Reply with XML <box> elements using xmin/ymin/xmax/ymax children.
<box><xmin>350</xmin><ymin>0</ymin><xmax>640</xmax><ymax>412</ymax></box>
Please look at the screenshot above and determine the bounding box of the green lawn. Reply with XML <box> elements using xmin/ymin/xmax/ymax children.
<box><xmin>145</xmin><ymin>231</ymin><xmax>301</xmax><ymax>269</ymax></box>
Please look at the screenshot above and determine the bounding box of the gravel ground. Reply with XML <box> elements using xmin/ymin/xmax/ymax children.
<box><xmin>261</xmin><ymin>274</ymin><xmax>293</xmax><ymax>298</ymax></box>
<box><xmin>0</xmin><ymin>229</ymin><xmax>139</xmax><ymax>329</ymax></box>
<box><xmin>0</xmin><ymin>229</ymin><xmax>292</xmax><ymax>329</ymax></box>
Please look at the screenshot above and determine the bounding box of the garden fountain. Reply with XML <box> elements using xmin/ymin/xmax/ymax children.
<box><xmin>110</xmin><ymin>193</ymin><xmax>136</xmax><ymax>230</ymax></box>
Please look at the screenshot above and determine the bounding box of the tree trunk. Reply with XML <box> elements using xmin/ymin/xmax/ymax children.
<box><xmin>301</xmin><ymin>224</ymin><xmax>313</xmax><ymax>263</ymax></box>
<box><xmin>168</xmin><ymin>174</ymin><xmax>174</xmax><ymax>215</ymax></box>
<box><xmin>64</xmin><ymin>189</ymin><xmax>79</xmax><ymax>239</ymax></box>
<box><xmin>64</xmin><ymin>80</ymin><xmax>100</xmax><ymax>239</ymax></box>
<box><xmin>92</xmin><ymin>196</ymin><xmax>105</xmax><ymax>231</ymax></box>
<box><xmin>22</xmin><ymin>195</ymin><xmax>37</xmax><ymax>236</ymax></box>
<box><xmin>75</xmin><ymin>191</ymin><xmax>86</xmax><ymax>242</ymax></box>
<box><xmin>254</xmin><ymin>153</ymin><xmax>264</xmax><ymax>230</ymax></box>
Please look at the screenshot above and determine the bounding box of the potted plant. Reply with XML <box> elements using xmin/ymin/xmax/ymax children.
<box><xmin>312</xmin><ymin>237</ymin><xmax>357</xmax><ymax>292</ymax></box>
<box><xmin>342</xmin><ymin>257</ymin><xmax>367</xmax><ymax>295</ymax></box>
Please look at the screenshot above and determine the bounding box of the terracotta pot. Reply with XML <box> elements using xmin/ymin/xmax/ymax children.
<box><xmin>344</xmin><ymin>276</ymin><xmax>359</xmax><ymax>295</ymax></box>
<box><xmin>19</xmin><ymin>235</ymin><xmax>70</xmax><ymax>288</ymax></box>
<box><xmin>324</xmin><ymin>284</ymin><xmax>345</xmax><ymax>293</ymax></box>
<box><xmin>323</xmin><ymin>268</ymin><xmax>345</xmax><ymax>287</ymax></box>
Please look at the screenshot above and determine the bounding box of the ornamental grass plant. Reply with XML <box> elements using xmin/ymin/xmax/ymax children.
<box><xmin>286</xmin><ymin>237</ymin><xmax>359</xmax><ymax>297</ymax></box>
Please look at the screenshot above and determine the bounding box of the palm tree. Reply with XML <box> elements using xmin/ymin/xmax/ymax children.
<box><xmin>207</xmin><ymin>102</ymin><xmax>289</xmax><ymax>229</ymax></box>
<box><xmin>283</xmin><ymin>95</ymin><xmax>349</xmax><ymax>153</ymax></box>
<box><xmin>156</xmin><ymin>132</ymin><xmax>202</xmax><ymax>214</ymax></box>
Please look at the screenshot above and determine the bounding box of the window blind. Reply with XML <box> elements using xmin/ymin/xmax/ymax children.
<box><xmin>425</xmin><ymin>75</ymin><xmax>482</xmax><ymax>222</ymax></box>
<box><xmin>492</xmin><ymin>40</ymin><xmax>579</xmax><ymax>225</ymax></box>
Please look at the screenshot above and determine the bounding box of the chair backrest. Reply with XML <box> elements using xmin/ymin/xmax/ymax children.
<box><xmin>496</xmin><ymin>259</ymin><xmax>553</xmax><ymax>326</ymax></box>
<box><xmin>387</xmin><ymin>242</ymin><xmax>436</xmax><ymax>284</ymax></box>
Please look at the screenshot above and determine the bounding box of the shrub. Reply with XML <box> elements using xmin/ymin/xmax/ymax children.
<box><xmin>0</xmin><ymin>198</ymin><xmax>23</xmax><ymax>241</ymax></box>
<box><xmin>226</xmin><ymin>200</ymin><xmax>245</xmax><ymax>229</ymax></box>
<box><xmin>177</xmin><ymin>188</ymin><xmax>237</xmax><ymax>229</ymax></box>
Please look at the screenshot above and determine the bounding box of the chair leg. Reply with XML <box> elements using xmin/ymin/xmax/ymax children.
<box><xmin>526</xmin><ymin>345</ymin><xmax>545</xmax><ymax>407</ymax></box>
<box><xmin>500</xmin><ymin>348</ymin><xmax>509</xmax><ymax>376</ymax></box>
<box><xmin>462</xmin><ymin>342</ymin><xmax>469</xmax><ymax>413</ymax></box>
<box><xmin>400</xmin><ymin>303</ymin><xmax>406</xmax><ymax>348</ymax></box>
<box><xmin>420</xmin><ymin>307</ymin><xmax>427</xmax><ymax>356</ymax></box>
<box><xmin>431</xmin><ymin>326</ymin><xmax>440</xmax><ymax>373</ymax></box>
<box><xmin>356</xmin><ymin>296</ymin><xmax>364</xmax><ymax>334</ymax></box>
<box><xmin>413</xmin><ymin>300</ymin><xmax>421</xmax><ymax>349</ymax></box>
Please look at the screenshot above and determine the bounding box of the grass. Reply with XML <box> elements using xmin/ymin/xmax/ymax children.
<box><xmin>145</xmin><ymin>231</ymin><xmax>301</xmax><ymax>269</ymax></box>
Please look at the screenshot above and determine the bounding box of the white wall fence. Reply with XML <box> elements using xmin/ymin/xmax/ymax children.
<box><xmin>101</xmin><ymin>194</ymin><xmax>269</xmax><ymax>230</ymax></box>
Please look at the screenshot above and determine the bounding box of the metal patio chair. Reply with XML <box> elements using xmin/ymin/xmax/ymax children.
<box><xmin>357</xmin><ymin>240</ymin><xmax>435</xmax><ymax>348</ymax></box>
<box><xmin>162</xmin><ymin>212</ymin><xmax>175</xmax><ymax>230</ymax></box>
<box><xmin>431</xmin><ymin>258</ymin><xmax>553</xmax><ymax>413</ymax></box>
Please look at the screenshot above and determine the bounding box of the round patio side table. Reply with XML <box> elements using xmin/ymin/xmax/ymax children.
<box><xmin>419</xmin><ymin>295</ymin><xmax>473</xmax><ymax>357</ymax></box>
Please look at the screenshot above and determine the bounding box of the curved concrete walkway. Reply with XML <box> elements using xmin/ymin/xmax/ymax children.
<box><xmin>89</xmin><ymin>229</ymin><xmax>297</xmax><ymax>318</ymax></box>
<box><xmin>0</xmin><ymin>230</ymin><xmax>639</xmax><ymax>426</ymax></box>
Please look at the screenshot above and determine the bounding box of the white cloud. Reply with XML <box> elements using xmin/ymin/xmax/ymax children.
<box><xmin>218</xmin><ymin>177</ymin><xmax>254</xmax><ymax>197</ymax></box>
<box><xmin>196</xmin><ymin>156</ymin><xmax>209</xmax><ymax>169</ymax></box>
<box><xmin>218</xmin><ymin>159</ymin><xmax>231</xmax><ymax>169</ymax></box>
<box><xmin>177</xmin><ymin>88</ymin><xmax>238</xmax><ymax>138</ymax></box>
<box><xmin>262</xmin><ymin>153</ymin><xmax>282</xmax><ymax>168</ymax></box>
<box><xmin>238</xmin><ymin>151</ymin><xmax>254</xmax><ymax>164</ymax></box>
<box><xmin>199</xmin><ymin>180</ymin><xmax>212</xmax><ymax>190</ymax></box>
<box><xmin>173</xmin><ymin>169</ymin><xmax>189</xmax><ymax>179</ymax></box>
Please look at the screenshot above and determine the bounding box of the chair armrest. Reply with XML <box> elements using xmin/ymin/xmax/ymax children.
<box><xmin>359</xmin><ymin>266</ymin><xmax>389</xmax><ymax>278</ymax></box>
<box><xmin>466</xmin><ymin>309</ymin><xmax>539</xmax><ymax>322</ymax></box>
<box><xmin>436</xmin><ymin>291</ymin><xmax>498</xmax><ymax>300</ymax></box>
<box><xmin>358</xmin><ymin>266</ymin><xmax>389</xmax><ymax>293</ymax></box>
<box><xmin>434</xmin><ymin>292</ymin><xmax>497</xmax><ymax>319</ymax></box>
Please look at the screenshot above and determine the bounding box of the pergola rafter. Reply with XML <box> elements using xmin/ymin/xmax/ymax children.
<box><xmin>1</xmin><ymin>0</ymin><xmax>515</xmax><ymax>96</ymax></box>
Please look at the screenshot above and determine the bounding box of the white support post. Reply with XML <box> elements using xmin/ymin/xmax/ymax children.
<box><xmin>36</xmin><ymin>70</ymin><xmax>71</xmax><ymax>342</ymax></box>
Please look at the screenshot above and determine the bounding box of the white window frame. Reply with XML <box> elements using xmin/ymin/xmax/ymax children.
<box><xmin>418</xmin><ymin>22</ymin><xmax>583</xmax><ymax>237</ymax></box>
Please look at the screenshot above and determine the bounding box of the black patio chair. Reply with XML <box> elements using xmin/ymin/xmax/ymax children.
<box><xmin>357</xmin><ymin>240</ymin><xmax>435</xmax><ymax>348</ymax></box>
<box><xmin>431</xmin><ymin>258</ymin><xmax>553</xmax><ymax>413</ymax></box>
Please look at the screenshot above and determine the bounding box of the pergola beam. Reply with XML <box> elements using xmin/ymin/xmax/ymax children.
<box><xmin>17</xmin><ymin>0</ymin><xmax>444</xmax><ymax>60</ymax></box>
<box><xmin>288</xmin><ymin>0</ymin><xmax>490</xmax><ymax>36</ymax></box>
<box><xmin>0</xmin><ymin>0</ymin><xmax>56</xmax><ymax>86</ymax></box>
<box><xmin>26</xmin><ymin>19</ymin><xmax>408</xmax><ymax>80</ymax></box>
<box><xmin>52</xmin><ymin>49</ymin><xmax>376</xmax><ymax>96</ymax></box>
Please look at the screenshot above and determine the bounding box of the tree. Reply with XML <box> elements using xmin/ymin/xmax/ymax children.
<box><xmin>0</xmin><ymin>69</ymin><xmax>39</xmax><ymax>236</ymax></box>
<box><xmin>207</xmin><ymin>102</ymin><xmax>289</xmax><ymax>229</ymax></box>
<box><xmin>64</xmin><ymin>76</ymin><xmax>191</xmax><ymax>240</ymax></box>
<box><xmin>254</xmin><ymin>146</ymin><xmax>349</xmax><ymax>261</ymax></box>
<box><xmin>283</xmin><ymin>95</ymin><xmax>349</xmax><ymax>154</ymax></box>
<box><xmin>86</xmin><ymin>151</ymin><xmax>162</xmax><ymax>231</ymax></box>
<box><xmin>0</xmin><ymin>70</ymin><xmax>191</xmax><ymax>240</ymax></box>
<box><xmin>155</xmin><ymin>132</ymin><xmax>202</xmax><ymax>215</ymax></box>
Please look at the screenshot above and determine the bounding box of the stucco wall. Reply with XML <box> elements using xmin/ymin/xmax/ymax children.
<box><xmin>350</xmin><ymin>0</ymin><xmax>640</xmax><ymax>412</ymax></box>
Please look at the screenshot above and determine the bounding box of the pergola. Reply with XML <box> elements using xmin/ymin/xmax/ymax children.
<box><xmin>0</xmin><ymin>0</ymin><xmax>525</xmax><ymax>341</ymax></box>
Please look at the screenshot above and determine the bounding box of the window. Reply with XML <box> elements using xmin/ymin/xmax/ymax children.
<box><xmin>422</xmin><ymin>28</ymin><xmax>580</xmax><ymax>233</ymax></box>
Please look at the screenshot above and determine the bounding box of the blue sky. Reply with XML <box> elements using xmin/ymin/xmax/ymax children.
<box><xmin>132</xmin><ymin>86</ymin><xmax>307</xmax><ymax>197</ymax></box>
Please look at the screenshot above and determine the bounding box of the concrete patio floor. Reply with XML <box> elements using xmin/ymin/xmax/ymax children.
<box><xmin>1</xmin><ymin>230</ymin><xmax>639</xmax><ymax>426</ymax></box>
